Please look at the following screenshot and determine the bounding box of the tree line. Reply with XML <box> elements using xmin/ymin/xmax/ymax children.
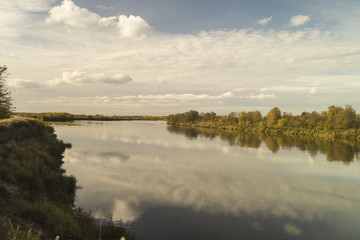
<box><xmin>167</xmin><ymin>105</ymin><xmax>360</xmax><ymax>130</ymax></box>
<box><xmin>16</xmin><ymin>112</ymin><xmax>166</xmax><ymax>122</ymax></box>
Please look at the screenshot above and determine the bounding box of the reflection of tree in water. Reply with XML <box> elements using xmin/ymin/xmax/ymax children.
<box><xmin>167</xmin><ymin>126</ymin><xmax>360</xmax><ymax>164</ymax></box>
<box><xmin>167</xmin><ymin>125</ymin><xmax>229</xmax><ymax>140</ymax></box>
<box><xmin>264</xmin><ymin>137</ymin><xmax>280</xmax><ymax>153</ymax></box>
<box><xmin>167</xmin><ymin>125</ymin><xmax>199</xmax><ymax>139</ymax></box>
<box><xmin>322</xmin><ymin>142</ymin><xmax>360</xmax><ymax>163</ymax></box>
<box><xmin>238</xmin><ymin>134</ymin><xmax>262</xmax><ymax>149</ymax></box>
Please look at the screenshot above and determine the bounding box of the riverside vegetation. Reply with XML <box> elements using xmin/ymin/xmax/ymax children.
<box><xmin>15</xmin><ymin>112</ymin><xmax>166</xmax><ymax>123</ymax></box>
<box><xmin>0</xmin><ymin>117</ymin><xmax>136</xmax><ymax>240</ymax></box>
<box><xmin>0</xmin><ymin>66</ymin><xmax>135</xmax><ymax>239</ymax></box>
<box><xmin>167</xmin><ymin>106</ymin><xmax>360</xmax><ymax>140</ymax></box>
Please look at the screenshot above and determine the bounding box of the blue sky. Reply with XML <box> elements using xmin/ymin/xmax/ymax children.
<box><xmin>1</xmin><ymin>0</ymin><xmax>360</xmax><ymax>115</ymax></box>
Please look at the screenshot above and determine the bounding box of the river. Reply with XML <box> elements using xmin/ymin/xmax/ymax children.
<box><xmin>54</xmin><ymin>120</ymin><xmax>360</xmax><ymax>240</ymax></box>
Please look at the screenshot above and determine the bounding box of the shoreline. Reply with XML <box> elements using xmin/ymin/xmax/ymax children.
<box><xmin>0</xmin><ymin>117</ymin><xmax>136</xmax><ymax>240</ymax></box>
<box><xmin>172</xmin><ymin>122</ymin><xmax>360</xmax><ymax>141</ymax></box>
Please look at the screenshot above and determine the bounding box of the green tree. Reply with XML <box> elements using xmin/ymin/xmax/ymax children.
<box><xmin>227</xmin><ymin>112</ymin><xmax>238</xmax><ymax>125</ymax></box>
<box><xmin>266</xmin><ymin>107</ymin><xmax>281</xmax><ymax>126</ymax></box>
<box><xmin>0</xmin><ymin>66</ymin><xmax>14</xmax><ymax>119</ymax></box>
<box><xmin>250</xmin><ymin>111</ymin><xmax>263</xmax><ymax>124</ymax></box>
<box><xmin>184</xmin><ymin>110</ymin><xmax>199</xmax><ymax>122</ymax></box>
<box><xmin>341</xmin><ymin>105</ymin><xmax>357</xmax><ymax>129</ymax></box>
<box><xmin>238</xmin><ymin>111</ymin><xmax>248</xmax><ymax>127</ymax></box>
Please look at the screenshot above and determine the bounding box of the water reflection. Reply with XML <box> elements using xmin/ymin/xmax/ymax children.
<box><xmin>167</xmin><ymin>125</ymin><xmax>360</xmax><ymax>163</ymax></box>
<box><xmin>54</xmin><ymin>121</ymin><xmax>360</xmax><ymax>240</ymax></box>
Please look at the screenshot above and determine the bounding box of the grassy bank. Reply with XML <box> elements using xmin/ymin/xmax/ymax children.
<box><xmin>175</xmin><ymin>121</ymin><xmax>360</xmax><ymax>141</ymax></box>
<box><xmin>0</xmin><ymin>117</ymin><xmax>135</xmax><ymax>240</ymax></box>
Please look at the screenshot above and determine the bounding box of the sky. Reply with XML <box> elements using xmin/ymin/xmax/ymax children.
<box><xmin>1</xmin><ymin>0</ymin><xmax>360</xmax><ymax>115</ymax></box>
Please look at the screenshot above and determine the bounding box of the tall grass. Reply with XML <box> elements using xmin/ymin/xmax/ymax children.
<box><xmin>6</xmin><ymin>219</ymin><xmax>42</xmax><ymax>240</ymax></box>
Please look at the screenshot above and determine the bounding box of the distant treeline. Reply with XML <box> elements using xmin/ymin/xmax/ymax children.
<box><xmin>167</xmin><ymin>105</ymin><xmax>360</xmax><ymax>139</ymax></box>
<box><xmin>15</xmin><ymin>112</ymin><xmax>166</xmax><ymax>122</ymax></box>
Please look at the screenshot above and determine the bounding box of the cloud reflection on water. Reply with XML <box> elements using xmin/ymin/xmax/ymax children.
<box><xmin>55</xmin><ymin>121</ymin><xmax>360</xmax><ymax>238</ymax></box>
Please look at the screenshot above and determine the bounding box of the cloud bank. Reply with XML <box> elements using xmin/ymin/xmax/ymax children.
<box><xmin>47</xmin><ymin>71</ymin><xmax>132</xmax><ymax>86</ymax></box>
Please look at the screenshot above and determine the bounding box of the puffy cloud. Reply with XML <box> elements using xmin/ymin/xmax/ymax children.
<box><xmin>118</xmin><ymin>15</ymin><xmax>150</xmax><ymax>39</ymax></box>
<box><xmin>47</xmin><ymin>71</ymin><xmax>132</xmax><ymax>86</ymax></box>
<box><xmin>3</xmin><ymin>0</ymin><xmax>360</xmax><ymax>114</ymax></box>
<box><xmin>289</xmin><ymin>15</ymin><xmax>311</xmax><ymax>27</ymax></box>
<box><xmin>99</xmin><ymin>16</ymin><xmax>118</xmax><ymax>27</ymax></box>
<box><xmin>46</xmin><ymin>0</ymin><xmax>150</xmax><ymax>38</ymax></box>
<box><xmin>8</xmin><ymin>79</ymin><xmax>40</xmax><ymax>88</ymax></box>
<box><xmin>46</xmin><ymin>0</ymin><xmax>101</xmax><ymax>28</ymax></box>
<box><xmin>256</xmin><ymin>16</ymin><xmax>272</xmax><ymax>26</ymax></box>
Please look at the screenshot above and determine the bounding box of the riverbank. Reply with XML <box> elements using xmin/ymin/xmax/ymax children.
<box><xmin>0</xmin><ymin>117</ymin><xmax>135</xmax><ymax>240</ymax></box>
<box><xmin>174</xmin><ymin>121</ymin><xmax>360</xmax><ymax>141</ymax></box>
<box><xmin>15</xmin><ymin>112</ymin><xmax>166</xmax><ymax>122</ymax></box>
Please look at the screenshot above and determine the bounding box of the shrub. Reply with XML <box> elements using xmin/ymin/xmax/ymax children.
<box><xmin>22</xmin><ymin>202</ymin><xmax>82</xmax><ymax>240</ymax></box>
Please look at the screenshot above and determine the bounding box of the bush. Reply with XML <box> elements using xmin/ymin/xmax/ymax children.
<box><xmin>22</xmin><ymin>202</ymin><xmax>82</xmax><ymax>240</ymax></box>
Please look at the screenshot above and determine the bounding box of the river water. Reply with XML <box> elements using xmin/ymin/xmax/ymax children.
<box><xmin>54</xmin><ymin>120</ymin><xmax>360</xmax><ymax>240</ymax></box>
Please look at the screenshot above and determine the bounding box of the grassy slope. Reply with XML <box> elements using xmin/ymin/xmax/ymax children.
<box><xmin>0</xmin><ymin>117</ymin><xmax>135</xmax><ymax>240</ymax></box>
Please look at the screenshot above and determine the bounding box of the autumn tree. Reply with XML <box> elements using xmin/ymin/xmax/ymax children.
<box><xmin>0</xmin><ymin>65</ymin><xmax>14</xmax><ymax>119</ymax></box>
<box><xmin>184</xmin><ymin>110</ymin><xmax>199</xmax><ymax>122</ymax></box>
<box><xmin>266</xmin><ymin>107</ymin><xmax>281</xmax><ymax>126</ymax></box>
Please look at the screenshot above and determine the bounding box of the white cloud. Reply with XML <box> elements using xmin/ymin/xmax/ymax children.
<box><xmin>30</xmin><ymin>90</ymin><xmax>276</xmax><ymax>106</ymax></box>
<box><xmin>47</xmin><ymin>71</ymin><xmax>132</xmax><ymax>86</ymax></box>
<box><xmin>46</xmin><ymin>0</ymin><xmax>101</xmax><ymax>28</ymax></box>
<box><xmin>8</xmin><ymin>79</ymin><xmax>40</xmax><ymax>88</ymax></box>
<box><xmin>289</xmin><ymin>15</ymin><xmax>311</xmax><ymax>27</ymax></box>
<box><xmin>2</xmin><ymin>0</ymin><xmax>360</xmax><ymax>114</ymax></box>
<box><xmin>99</xmin><ymin>16</ymin><xmax>118</xmax><ymax>27</ymax></box>
<box><xmin>248</xmin><ymin>93</ymin><xmax>276</xmax><ymax>100</ymax></box>
<box><xmin>45</xmin><ymin>0</ymin><xmax>150</xmax><ymax>39</ymax></box>
<box><xmin>256</xmin><ymin>16</ymin><xmax>272</xmax><ymax>26</ymax></box>
<box><xmin>117</xmin><ymin>15</ymin><xmax>150</xmax><ymax>39</ymax></box>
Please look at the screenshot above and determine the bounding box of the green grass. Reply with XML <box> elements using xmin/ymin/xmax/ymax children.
<box><xmin>0</xmin><ymin>117</ymin><xmax>136</xmax><ymax>240</ymax></box>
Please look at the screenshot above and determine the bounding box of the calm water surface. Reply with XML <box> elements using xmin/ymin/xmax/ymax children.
<box><xmin>54</xmin><ymin>121</ymin><xmax>360</xmax><ymax>240</ymax></box>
